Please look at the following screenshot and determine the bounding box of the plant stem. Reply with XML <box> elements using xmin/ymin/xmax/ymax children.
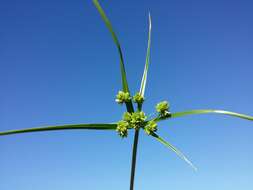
<box><xmin>129</xmin><ymin>129</ymin><xmax>140</xmax><ymax>190</ymax></box>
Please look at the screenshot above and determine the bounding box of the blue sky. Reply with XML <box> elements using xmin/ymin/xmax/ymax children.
<box><xmin>0</xmin><ymin>0</ymin><xmax>253</xmax><ymax>189</ymax></box>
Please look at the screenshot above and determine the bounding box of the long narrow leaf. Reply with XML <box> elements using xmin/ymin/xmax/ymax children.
<box><xmin>171</xmin><ymin>110</ymin><xmax>253</xmax><ymax>121</ymax></box>
<box><xmin>92</xmin><ymin>0</ymin><xmax>129</xmax><ymax>92</ymax></box>
<box><xmin>139</xmin><ymin>13</ymin><xmax>152</xmax><ymax>97</ymax></box>
<box><xmin>0</xmin><ymin>123</ymin><xmax>117</xmax><ymax>136</ymax></box>
<box><xmin>92</xmin><ymin>0</ymin><xmax>134</xmax><ymax>112</ymax></box>
<box><xmin>155</xmin><ymin>109</ymin><xmax>253</xmax><ymax>122</ymax></box>
<box><xmin>151</xmin><ymin>132</ymin><xmax>197</xmax><ymax>170</ymax></box>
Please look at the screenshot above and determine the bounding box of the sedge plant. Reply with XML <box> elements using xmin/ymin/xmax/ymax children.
<box><xmin>1</xmin><ymin>0</ymin><xmax>253</xmax><ymax>189</ymax></box>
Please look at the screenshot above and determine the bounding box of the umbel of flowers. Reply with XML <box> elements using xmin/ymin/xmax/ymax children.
<box><xmin>115</xmin><ymin>91</ymin><xmax>170</xmax><ymax>138</ymax></box>
<box><xmin>1</xmin><ymin>1</ymin><xmax>253</xmax><ymax>190</ymax></box>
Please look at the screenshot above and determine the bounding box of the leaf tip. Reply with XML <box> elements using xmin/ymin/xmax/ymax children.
<box><xmin>148</xmin><ymin>12</ymin><xmax>152</xmax><ymax>29</ymax></box>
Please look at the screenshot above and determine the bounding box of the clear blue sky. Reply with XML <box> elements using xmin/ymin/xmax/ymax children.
<box><xmin>1</xmin><ymin>0</ymin><xmax>253</xmax><ymax>189</ymax></box>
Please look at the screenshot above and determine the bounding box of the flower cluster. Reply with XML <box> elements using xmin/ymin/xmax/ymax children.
<box><xmin>156</xmin><ymin>101</ymin><xmax>171</xmax><ymax>118</ymax></box>
<box><xmin>115</xmin><ymin>91</ymin><xmax>131</xmax><ymax>104</ymax></box>
<box><xmin>115</xmin><ymin>91</ymin><xmax>171</xmax><ymax>138</ymax></box>
<box><xmin>117</xmin><ymin>111</ymin><xmax>147</xmax><ymax>138</ymax></box>
<box><xmin>133</xmin><ymin>93</ymin><xmax>144</xmax><ymax>104</ymax></box>
<box><xmin>116</xmin><ymin>121</ymin><xmax>128</xmax><ymax>138</ymax></box>
<box><xmin>116</xmin><ymin>91</ymin><xmax>145</xmax><ymax>106</ymax></box>
<box><xmin>129</xmin><ymin>111</ymin><xmax>147</xmax><ymax>129</ymax></box>
<box><xmin>144</xmin><ymin>120</ymin><xmax>157</xmax><ymax>135</ymax></box>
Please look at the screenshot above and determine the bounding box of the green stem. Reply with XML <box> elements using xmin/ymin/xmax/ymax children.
<box><xmin>129</xmin><ymin>129</ymin><xmax>140</xmax><ymax>190</ymax></box>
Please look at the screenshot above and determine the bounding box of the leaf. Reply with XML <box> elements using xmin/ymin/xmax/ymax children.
<box><xmin>151</xmin><ymin>132</ymin><xmax>197</xmax><ymax>171</ymax></box>
<box><xmin>154</xmin><ymin>109</ymin><xmax>253</xmax><ymax>123</ymax></box>
<box><xmin>92</xmin><ymin>0</ymin><xmax>134</xmax><ymax>112</ymax></box>
<box><xmin>0</xmin><ymin>123</ymin><xmax>117</xmax><ymax>136</ymax></box>
<box><xmin>170</xmin><ymin>110</ymin><xmax>253</xmax><ymax>121</ymax></box>
<box><xmin>139</xmin><ymin>13</ymin><xmax>152</xmax><ymax>97</ymax></box>
<box><xmin>92</xmin><ymin>0</ymin><xmax>129</xmax><ymax>92</ymax></box>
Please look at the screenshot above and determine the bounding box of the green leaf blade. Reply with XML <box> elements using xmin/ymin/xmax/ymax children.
<box><xmin>92</xmin><ymin>0</ymin><xmax>129</xmax><ymax>92</ymax></box>
<box><xmin>171</xmin><ymin>109</ymin><xmax>253</xmax><ymax>121</ymax></box>
<box><xmin>151</xmin><ymin>132</ymin><xmax>197</xmax><ymax>171</ymax></box>
<box><xmin>139</xmin><ymin>13</ymin><xmax>152</xmax><ymax>97</ymax></box>
<box><xmin>92</xmin><ymin>0</ymin><xmax>134</xmax><ymax>112</ymax></box>
<box><xmin>154</xmin><ymin>109</ymin><xmax>253</xmax><ymax>123</ymax></box>
<box><xmin>0</xmin><ymin>123</ymin><xmax>117</xmax><ymax>136</ymax></box>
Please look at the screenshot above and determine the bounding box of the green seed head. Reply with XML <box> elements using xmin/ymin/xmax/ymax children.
<box><xmin>115</xmin><ymin>91</ymin><xmax>131</xmax><ymax>104</ymax></box>
<box><xmin>133</xmin><ymin>93</ymin><xmax>144</xmax><ymax>104</ymax></box>
<box><xmin>156</xmin><ymin>101</ymin><xmax>171</xmax><ymax>117</ymax></box>
<box><xmin>116</xmin><ymin>120</ymin><xmax>129</xmax><ymax>138</ymax></box>
<box><xmin>144</xmin><ymin>120</ymin><xmax>158</xmax><ymax>135</ymax></box>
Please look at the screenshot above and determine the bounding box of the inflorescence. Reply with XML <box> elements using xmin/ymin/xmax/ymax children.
<box><xmin>115</xmin><ymin>91</ymin><xmax>131</xmax><ymax>104</ymax></box>
<box><xmin>115</xmin><ymin>91</ymin><xmax>171</xmax><ymax>138</ymax></box>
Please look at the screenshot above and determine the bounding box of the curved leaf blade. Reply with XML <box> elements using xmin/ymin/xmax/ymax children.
<box><xmin>151</xmin><ymin>132</ymin><xmax>197</xmax><ymax>171</ymax></box>
<box><xmin>154</xmin><ymin>109</ymin><xmax>253</xmax><ymax>123</ymax></box>
<box><xmin>92</xmin><ymin>0</ymin><xmax>134</xmax><ymax>112</ymax></box>
<box><xmin>92</xmin><ymin>0</ymin><xmax>129</xmax><ymax>92</ymax></box>
<box><xmin>0</xmin><ymin>123</ymin><xmax>117</xmax><ymax>136</ymax></box>
<box><xmin>171</xmin><ymin>110</ymin><xmax>253</xmax><ymax>121</ymax></box>
<box><xmin>139</xmin><ymin>13</ymin><xmax>152</xmax><ymax>97</ymax></box>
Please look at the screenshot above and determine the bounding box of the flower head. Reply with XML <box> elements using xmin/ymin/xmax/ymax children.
<box><xmin>130</xmin><ymin>111</ymin><xmax>147</xmax><ymax>129</ymax></box>
<box><xmin>115</xmin><ymin>91</ymin><xmax>131</xmax><ymax>104</ymax></box>
<box><xmin>116</xmin><ymin>120</ymin><xmax>129</xmax><ymax>138</ymax></box>
<box><xmin>133</xmin><ymin>93</ymin><xmax>144</xmax><ymax>104</ymax></box>
<box><xmin>144</xmin><ymin>120</ymin><xmax>157</xmax><ymax>135</ymax></box>
<box><xmin>117</xmin><ymin>111</ymin><xmax>147</xmax><ymax>134</ymax></box>
<box><xmin>156</xmin><ymin>101</ymin><xmax>171</xmax><ymax>118</ymax></box>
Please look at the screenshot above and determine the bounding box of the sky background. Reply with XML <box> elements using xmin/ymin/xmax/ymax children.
<box><xmin>0</xmin><ymin>0</ymin><xmax>253</xmax><ymax>189</ymax></box>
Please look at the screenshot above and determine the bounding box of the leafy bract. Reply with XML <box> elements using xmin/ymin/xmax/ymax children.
<box><xmin>171</xmin><ymin>110</ymin><xmax>253</xmax><ymax>121</ymax></box>
<box><xmin>151</xmin><ymin>132</ymin><xmax>197</xmax><ymax>171</ymax></box>
<box><xmin>92</xmin><ymin>0</ymin><xmax>134</xmax><ymax>112</ymax></box>
<box><xmin>155</xmin><ymin>109</ymin><xmax>253</xmax><ymax>122</ymax></box>
<box><xmin>139</xmin><ymin>13</ymin><xmax>152</xmax><ymax>97</ymax></box>
<box><xmin>0</xmin><ymin>123</ymin><xmax>117</xmax><ymax>136</ymax></box>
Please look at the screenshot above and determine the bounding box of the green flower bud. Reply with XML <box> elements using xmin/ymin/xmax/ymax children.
<box><xmin>144</xmin><ymin>120</ymin><xmax>158</xmax><ymax>135</ymax></box>
<box><xmin>133</xmin><ymin>93</ymin><xmax>144</xmax><ymax>104</ymax></box>
<box><xmin>115</xmin><ymin>91</ymin><xmax>131</xmax><ymax>104</ymax></box>
<box><xmin>156</xmin><ymin>101</ymin><xmax>171</xmax><ymax>118</ymax></box>
<box><xmin>116</xmin><ymin>120</ymin><xmax>129</xmax><ymax>138</ymax></box>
